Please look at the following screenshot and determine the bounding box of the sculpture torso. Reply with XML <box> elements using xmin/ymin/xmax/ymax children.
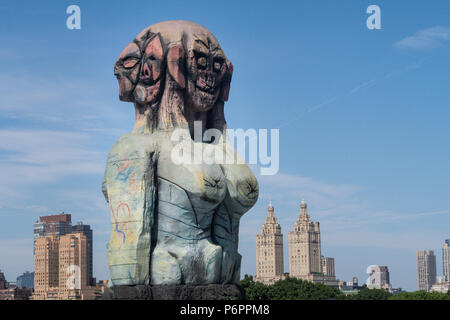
<box><xmin>103</xmin><ymin>130</ymin><xmax>257</xmax><ymax>285</ymax></box>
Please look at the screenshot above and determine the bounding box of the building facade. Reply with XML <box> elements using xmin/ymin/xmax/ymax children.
<box><xmin>33</xmin><ymin>213</ymin><xmax>72</xmax><ymax>254</ymax></box>
<box><xmin>34</xmin><ymin>213</ymin><xmax>94</xmax><ymax>286</ymax></box>
<box><xmin>338</xmin><ymin>277</ymin><xmax>364</xmax><ymax>295</ymax></box>
<box><xmin>288</xmin><ymin>199</ymin><xmax>321</xmax><ymax>277</ymax></box>
<box><xmin>417</xmin><ymin>250</ymin><xmax>437</xmax><ymax>291</ymax></box>
<box><xmin>34</xmin><ymin>213</ymin><xmax>72</xmax><ymax>239</ymax></box>
<box><xmin>72</xmin><ymin>222</ymin><xmax>94</xmax><ymax>285</ymax></box>
<box><xmin>366</xmin><ymin>265</ymin><xmax>391</xmax><ymax>290</ymax></box>
<box><xmin>255</xmin><ymin>202</ymin><xmax>284</xmax><ymax>284</ymax></box>
<box><xmin>443</xmin><ymin>240</ymin><xmax>450</xmax><ymax>282</ymax></box>
<box><xmin>57</xmin><ymin>233</ymin><xmax>89</xmax><ymax>299</ymax></box>
<box><xmin>0</xmin><ymin>270</ymin><xmax>7</xmax><ymax>289</ymax></box>
<box><xmin>321</xmin><ymin>257</ymin><xmax>335</xmax><ymax>277</ymax></box>
<box><xmin>33</xmin><ymin>230</ymin><xmax>99</xmax><ymax>300</ymax></box>
<box><xmin>256</xmin><ymin>199</ymin><xmax>338</xmax><ymax>287</ymax></box>
<box><xmin>431</xmin><ymin>281</ymin><xmax>450</xmax><ymax>293</ymax></box>
<box><xmin>16</xmin><ymin>271</ymin><xmax>34</xmax><ymax>289</ymax></box>
<box><xmin>34</xmin><ymin>235</ymin><xmax>60</xmax><ymax>298</ymax></box>
<box><xmin>0</xmin><ymin>270</ymin><xmax>33</xmax><ymax>300</ymax></box>
<box><xmin>0</xmin><ymin>286</ymin><xmax>33</xmax><ymax>300</ymax></box>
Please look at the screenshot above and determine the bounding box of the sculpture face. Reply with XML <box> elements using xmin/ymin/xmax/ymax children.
<box><xmin>114</xmin><ymin>33</ymin><xmax>165</xmax><ymax>105</ymax></box>
<box><xmin>114</xmin><ymin>42</ymin><xmax>141</xmax><ymax>102</ymax></box>
<box><xmin>186</xmin><ymin>36</ymin><xmax>228</xmax><ymax>112</ymax></box>
<box><xmin>133</xmin><ymin>33</ymin><xmax>165</xmax><ymax>105</ymax></box>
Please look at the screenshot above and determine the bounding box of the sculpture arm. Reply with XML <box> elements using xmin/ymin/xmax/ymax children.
<box><xmin>103</xmin><ymin>136</ymin><xmax>158</xmax><ymax>285</ymax></box>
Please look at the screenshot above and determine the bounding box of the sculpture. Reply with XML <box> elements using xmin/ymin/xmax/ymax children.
<box><xmin>102</xmin><ymin>21</ymin><xmax>258</xmax><ymax>289</ymax></box>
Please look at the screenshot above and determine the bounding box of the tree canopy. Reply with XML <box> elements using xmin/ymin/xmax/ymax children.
<box><xmin>240</xmin><ymin>275</ymin><xmax>450</xmax><ymax>300</ymax></box>
<box><xmin>241</xmin><ymin>275</ymin><xmax>341</xmax><ymax>300</ymax></box>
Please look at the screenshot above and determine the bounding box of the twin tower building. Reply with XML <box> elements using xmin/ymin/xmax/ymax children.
<box><xmin>256</xmin><ymin>199</ymin><xmax>338</xmax><ymax>286</ymax></box>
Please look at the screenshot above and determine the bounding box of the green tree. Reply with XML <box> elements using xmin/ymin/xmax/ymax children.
<box><xmin>240</xmin><ymin>275</ymin><xmax>450</xmax><ymax>300</ymax></box>
<box><xmin>241</xmin><ymin>276</ymin><xmax>343</xmax><ymax>300</ymax></box>
<box><xmin>389</xmin><ymin>290</ymin><xmax>450</xmax><ymax>300</ymax></box>
<box><xmin>268</xmin><ymin>277</ymin><xmax>342</xmax><ymax>300</ymax></box>
<box><xmin>240</xmin><ymin>274</ymin><xmax>254</xmax><ymax>289</ymax></box>
<box><xmin>340</xmin><ymin>288</ymin><xmax>392</xmax><ymax>300</ymax></box>
<box><xmin>240</xmin><ymin>274</ymin><xmax>270</xmax><ymax>300</ymax></box>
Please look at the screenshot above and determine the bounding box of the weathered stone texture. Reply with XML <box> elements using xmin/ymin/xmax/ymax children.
<box><xmin>103</xmin><ymin>284</ymin><xmax>244</xmax><ymax>300</ymax></box>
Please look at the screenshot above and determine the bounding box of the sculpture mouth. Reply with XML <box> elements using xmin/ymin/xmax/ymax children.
<box><xmin>117</xmin><ymin>78</ymin><xmax>134</xmax><ymax>102</ymax></box>
<box><xmin>140</xmin><ymin>76</ymin><xmax>161</xmax><ymax>87</ymax></box>
<box><xmin>133</xmin><ymin>79</ymin><xmax>163</xmax><ymax>104</ymax></box>
<box><xmin>196</xmin><ymin>84</ymin><xmax>216</xmax><ymax>95</ymax></box>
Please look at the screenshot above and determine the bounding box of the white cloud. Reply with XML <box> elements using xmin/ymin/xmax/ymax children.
<box><xmin>26</xmin><ymin>205</ymin><xmax>50</xmax><ymax>214</ymax></box>
<box><xmin>0</xmin><ymin>129</ymin><xmax>106</xmax><ymax>208</ymax></box>
<box><xmin>324</xmin><ymin>229</ymin><xmax>445</xmax><ymax>251</ymax></box>
<box><xmin>256</xmin><ymin>172</ymin><xmax>365</xmax><ymax>216</ymax></box>
<box><xmin>0</xmin><ymin>74</ymin><xmax>131</xmax><ymax>135</ymax></box>
<box><xmin>0</xmin><ymin>130</ymin><xmax>101</xmax><ymax>162</ymax></box>
<box><xmin>394</xmin><ymin>26</ymin><xmax>450</xmax><ymax>50</ymax></box>
<box><xmin>60</xmin><ymin>190</ymin><xmax>109</xmax><ymax>218</ymax></box>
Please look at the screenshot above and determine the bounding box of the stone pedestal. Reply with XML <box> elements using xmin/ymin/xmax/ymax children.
<box><xmin>103</xmin><ymin>284</ymin><xmax>245</xmax><ymax>300</ymax></box>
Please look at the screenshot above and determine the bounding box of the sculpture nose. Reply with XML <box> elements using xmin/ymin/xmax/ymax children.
<box><xmin>141</xmin><ymin>63</ymin><xmax>151</xmax><ymax>80</ymax></box>
<box><xmin>200</xmin><ymin>72</ymin><xmax>215</xmax><ymax>88</ymax></box>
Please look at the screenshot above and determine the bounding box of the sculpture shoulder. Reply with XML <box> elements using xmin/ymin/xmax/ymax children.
<box><xmin>104</xmin><ymin>133</ymin><xmax>161</xmax><ymax>187</ymax></box>
<box><xmin>107</xmin><ymin>133</ymin><xmax>160</xmax><ymax>163</ymax></box>
<box><xmin>103</xmin><ymin>133</ymin><xmax>160</xmax><ymax>202</ymax></box>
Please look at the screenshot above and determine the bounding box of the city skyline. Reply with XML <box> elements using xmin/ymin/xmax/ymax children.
<box><xmin>256</xmin><ymin>199</ymin><xmax>338</xmax><ymax>287</ymax></box>
<box><xmin>0</xmin><ymin>201</ymin><xmax>448</xmax><ymax>293</ymax></box>
<box><xmin>0</xmin><ymin>1</ymin><xmax>450</xmax><ymax>292</ymax></box>
<box><xmin>253</xmin><ymin>199</ymin><xmax>450</xmax><ymax>292</ymax></box>
<box><xmin>417</xmin><ymin>250</ymin><xmax>437</xmax><ymax>291</ymax></box>
<box><xmin>32</xmin><ymin>212</ymin><xmax>102</xmax><ymax>300</ymax></box>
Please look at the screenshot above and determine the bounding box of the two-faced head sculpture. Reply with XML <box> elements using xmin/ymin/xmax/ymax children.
<box><xmin>113</xmin><ymin>21</ymin><xmax>233</xmax><ymax>132</ymax></box>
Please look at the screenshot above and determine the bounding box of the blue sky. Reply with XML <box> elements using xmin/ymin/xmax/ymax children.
<box><xmin>0</xmin><ymin>1</ymin><xmax>449</xmax><ymax>291</ymax></box>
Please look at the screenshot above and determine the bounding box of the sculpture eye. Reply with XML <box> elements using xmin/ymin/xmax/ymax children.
<box><xmin>123</xmin><ymin>57</ymin><xmax>139</xmax><ymax>69</ymax></box>
<box><xmin>213</xmin><ymin>57</ymin><xmax>224</xmax><ymax>73</ymax></box>
<box><xmin>197</xmin><ymin>56</ymin><xmax>207</xmax><ymax>69</ymax></box>
<box><xmin>194</xmin><ymin>50</ymin><xmax>208</xmax><ymax>70</ymax></box>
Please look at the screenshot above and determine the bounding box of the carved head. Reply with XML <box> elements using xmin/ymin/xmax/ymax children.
<box><xmin>114</xmin><ymin>41</ymin><xmax>141</xmax><ymax>102</ymax></box>
<box><xmin>184</xmin><ymin>33</ymin><xmax>231</xmax><ymax>112</ymax></box>
<box><xmin>114</xmin><ymin>31</ymin><xmax>165</xmax><ymax>106</ymax></box>
<box><xmin>115</xmin><ymin>21</ymin><xmax>232</xmax><ymax>131</ymax></box>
